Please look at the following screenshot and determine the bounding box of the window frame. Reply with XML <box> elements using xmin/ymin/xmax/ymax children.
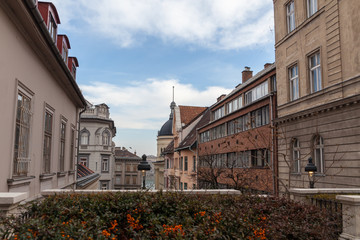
<box><xmin>291</xmin><ymin>138</ymin><xmax>301</xmax><ymax>173</ymax></box>
<box><xmin>13</xmin><ymin>87</ymin><xmax>33</xmax><ymax>176</ymax></box>
<box><xmin>313</xmin><ymin>135</ymin><xmax>324</xmax><ymax>174</ymax></box>
<box><xmin>309</xmin><ymin>51</ymin><xmax>322</xmax><ymax>93</ymax></box>
<box><xmin>289</xmin><ymin>64</ymin><xmax>299</xmax><ymax>101</ymax></box>
<box><xmin>42</xmin><ymin>106</ymin><xmax>54</xmax><ymax>174</ymax></box>
<box><xmin>307</xmin><ymin>0</ymin><xmax>318</xmax><ymax>17</ymax></box>
<box><xmin>59</xmin><ymin>118</ymin><xmax>67</xmax><ymax>172</ymax></box>
<box><xmin>80</xmin><ymin>128</ymin><xmax>90</xmax><ymax>146</ymax></box>
<box><xmin>101</xmin><ymin>156</ymin><xmax>109</xmax><ymax>173</ymax></box>
<box><xmin>286</xmin><ymin>0</ymin><xmax>296</xmax><ymax>33</ymax></box>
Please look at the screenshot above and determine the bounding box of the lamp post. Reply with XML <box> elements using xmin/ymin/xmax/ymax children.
<box><xmin>305</xmin><ymin>157</ymin><xmax>317</xmax><ymax>188</ymax></box>
<box><xmin>138</xmin><ymin>154</ymin><xmax>151</xmax><ymax>189</ymax></box>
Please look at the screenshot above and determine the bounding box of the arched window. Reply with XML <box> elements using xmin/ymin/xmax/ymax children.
<box><xmin>291</xmin><ymin>138</ymin><xmax>300</xmax><ymax>173</ymax></box>
<box><xmin>102</xmin><ymin>130</ymin><xmax>110</xmax><ymax>146</ymax></box>
<box><xmin>313</xmin><ymin>135</ymin><xmax>324</xmax><ymax>173</ymax></box>
<box><xmin>80</xmin><ymin>129</ymin><xmax>90</xmax><ymax>145</ymax></box>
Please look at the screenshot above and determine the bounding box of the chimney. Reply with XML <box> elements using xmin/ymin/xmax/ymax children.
<box><xmin>242</xmin><ymin>66</ymin><xmax>253</xmax><ymax>83</ymax></box>
<box><xmin>264</xmin><ymin>63</ymin><xmax>272</xmax><ymax>69</ymax></box>
<box><xmin>122</xmin><ymin>147</ymin><xmax>126</xmax><ymax>150</ymax></box>
<box><xmin>217</xmin><ymin>94</ymin><xmax>226</xmax><ymax>102</ymax></box>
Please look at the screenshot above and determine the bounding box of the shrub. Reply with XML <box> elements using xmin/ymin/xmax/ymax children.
<box><xmin>0</xmin><ymin>191</ymin><xmax>341</xmax><ymax>239</ymax></box>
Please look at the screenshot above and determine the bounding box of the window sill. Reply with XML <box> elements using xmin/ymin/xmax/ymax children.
<box><xmin>68</xmin><ymin>170</ymin><xmax>75</xmax><ymax>175</ymax></box>
<box><xmin>40</xmin><ymin>173</ymin><xmax>56</xmax><ymax>181</ymax></box>
<box><xmin>101</xmin><ymin>171</ymin><xmax>109</xmax><ymax>173</ymax></box>
<box><xmin>57</xmin><ymin>172</ymin><xmax>67</xmax><ymax>177</ymax></box>
<box><xmin>290</xmin><ymin>172</ymin><xmax>302</xmax><ymax>176</ymax></box>
<box><xmin>7</xmin><ymin>176</ymin><xmax>35</xmax><ymax>186</ymax></box>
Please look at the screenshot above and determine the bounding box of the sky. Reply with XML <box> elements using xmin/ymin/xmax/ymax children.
<box><xmin>51</xmin><ymin>0</ymin><xmax>275</xmax><ymax>156</ymax></box>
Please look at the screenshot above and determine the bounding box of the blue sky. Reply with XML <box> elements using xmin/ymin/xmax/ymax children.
<box><xmin>51</xmin><ymin>0</ymin><xmax>275</xmax><ymax>156</ymax></box>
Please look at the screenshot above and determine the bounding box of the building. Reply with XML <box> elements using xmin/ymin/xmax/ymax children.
<box><xmin>76</xmin><ymin>164</ymin><xmax>100</xmax><ymax>190</ymax></box>
<box><xmin>197</xmin><ymin>64</ymin><xmax>277</xmax><ymax>194</ymax></box>
<box><xmin>0</xmin><ymin>0</ymin><xmax>85</xmax><ymax>202</ymax></box>
<box><xmin>78</xmin><ymin>103</ymin><xmax>116</xmax><ymax>190</ymax></box>
<box><xmin>113</xmin><ymin>147</ymin><xmax>142</xmax><ymax>190</ymax></box>
<box><xmin>273</xmin><ymin>0</ymin><xmax>360</xmax><ymax>192</ymax></box>
<box><xmin>163</xmin><ymin>105</ymin><xmax>208</xmax><ymax>190</ymax></box>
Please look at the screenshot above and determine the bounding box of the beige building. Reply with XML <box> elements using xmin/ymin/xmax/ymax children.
<box><xmin>273</xmin><ymin>0</ymin><xmax>360</xmax><ymax>191</ymax></box>
<box><xmin>79</xmin><ymin>103</ymin><xmax>116</xmax><ymax>190</ymax></box>
<box><xmin>0</xmin><ymin>0</ymin><xmax>86</xmax><ymax>202</ymax></box>
<box><xmin>113</xmin><ymin>148</ymin><xmax>142</xmax><ymax>190</ymax></box>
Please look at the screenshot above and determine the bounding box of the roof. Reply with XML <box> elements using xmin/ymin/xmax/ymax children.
<box><xmin>76</xmin><ymin>164</ymin><xmax>100</xmax><ymax>188</ymax></box>
<box><xmin>57</xmin><ymin>34</ymin><xmax>71</xmax><ymax>49</ymax></box>
<box><xmin>176</xmin><ymin>108</ymin><xmax>211</xmax><ymax>150</ymax></box>
<box><xmin>179</xmin><ymin>106</ymin><xmax>207</xmax><ymax>126</ymax></box>
<box><xmin>158</xmin><ymin>118</ymin><xmax>173</xmax><ymax>136</ymax></box>
<box><xmin>115</xmin><ymin>148</ymin><xmax>141</xmax><ymax>160</ymax></box>
<box><xmin>38</xmin><ymin>1</ymin><xmax>61</xmax><ymax>24</ymax></box>
<box><xmin>212</xmin><ymin>63</ymin><xmax>276</xmax><ymax>109</ymax></box>
<box><xmin>162</xmin><ymin>139</ymin><xmax>174</xmax><ymax>155</ymax></box>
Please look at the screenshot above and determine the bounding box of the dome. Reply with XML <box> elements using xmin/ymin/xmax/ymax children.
<box><xmin>158</xmin><ymin>118</ymin><xmax>173</xmax><ymax>136</ymax></box>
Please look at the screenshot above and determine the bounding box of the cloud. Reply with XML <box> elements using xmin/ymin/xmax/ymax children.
<box><xmin>51</xmin><ymin>0</ymin><xmax>274</xmax><ymax>50</ymax></box>
<box><xmin>80</xmin><ymin>78</ymin><xmax>232</xmax><ymax>130</ymax></box>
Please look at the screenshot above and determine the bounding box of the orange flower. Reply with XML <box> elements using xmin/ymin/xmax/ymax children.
<box><xmin>102</xmin><ymin>229</ymin><xmax>111</xmax><ymax>237</ymax></box>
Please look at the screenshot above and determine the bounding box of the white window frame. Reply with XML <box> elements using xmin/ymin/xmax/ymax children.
<box><xmin>307</xmin><ymin>0</ymin><xmax>318</xmax><ymax>17</ymax></box>
<box><xmin>48</xmin><ymin>13</ymin><xmax>57</xmax><ymax>42</ymax></box>
<box><xmin>80</xmin><ymin>129</ymin><xmax>89</xmax><ymax>145</ymax></box>
<box><xmin>287</xmin><ymin>1</ymin><xmax>295</xmax><ymax>33</ymax></box>
<box><xmin>59</xmin><ymin>118</ymin><xmax>67</xmax><ymax>172</ymax></box>
<box><xmin>309</xmin><ymin>52</ymin><xmax>322</xmax><ymax>93</ymax></box>
<box><xmin>42</xmin><ymin>106</ymin><xmax>54</xmax><ymax>173</ymax></box>
<box><xmin>314</xmin><ymin>135</ymin><xmax>324</xmax><ymax>173</ymax></box>
<box><xmin>289</xmin><ymin>64</ymin><xmax>299</xmax><ymax>101</ymax></box>
<box><xmin>101</xmin><ymin>157</ymin><xmax>109</xmax><ymax>172</ymax></box>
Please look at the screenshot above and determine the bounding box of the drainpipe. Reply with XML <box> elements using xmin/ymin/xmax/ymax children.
<box><xmin>269</xmin><ymin>93</ymin><xmax>276</xmax><ymax>195</ymax></box>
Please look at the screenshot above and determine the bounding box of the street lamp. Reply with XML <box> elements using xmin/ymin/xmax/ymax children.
<box><xmin>138</xmin><ymin>154</ymin><xmax>151</xmax><ymax>189</ymax></box>
<box><xmin>305</xmin><ymin>157</ymin><xmax>317</xmax><ymax>188</ymax></box>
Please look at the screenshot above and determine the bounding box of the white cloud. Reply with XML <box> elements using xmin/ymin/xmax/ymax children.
<box><xmin>51</xmin><ymin>0</ymin><xmax>274</xmax><ymax>50</ymax></box>
<box><xmin>80</xmin><ymin>79</ymin><xmax>231</xmax><ymax>130</ymax></box>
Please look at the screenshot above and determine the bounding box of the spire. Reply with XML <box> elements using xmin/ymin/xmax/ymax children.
<box><xmin>169</xmin><ymin>86</ymin><xmax>176</xmax><ymax>119</ymax></box>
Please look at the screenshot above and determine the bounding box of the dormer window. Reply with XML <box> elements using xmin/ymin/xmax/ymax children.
<box><xmin>68</xmin><ymin>57</ymin><xmax>79</xmax><ymax>80</ymax></box>
<box><xmin>72</xmin><ymin>63</ymin><xmax>76</xmax><ymax>79</ymax></box>
<box><xmin>48</xmin><ymin>13</ymin><xmax>57</xmax><ymax>42</ymax></box>
<box><xmin>62</xmin><ymin>44</ymin><xmax>68</xmax><ymax>64</ymax></box>
<box><xmin>57</xmin><ymin>35</ymin><xmax>71</xmax><ymax>65</ymax></box>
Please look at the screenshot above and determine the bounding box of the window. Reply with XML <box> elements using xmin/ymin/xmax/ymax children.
<box><xmin>180</xmin><ymin>157</ymin><xmax>183</xmax><ymax>170</ymax></box>
<box><xmin>313</xmin><ymin>135</ymin><xmax>324</xmax><ymax>173</ymax></box>
<box><xmin>184</xmin><ymin>183</ymin><xmax>188</xmax><ymax>190</ymax></box>
<box><xmin>271</xmin><ymin>75</ymin><xmax>277</xmax><ymax>92</ymax></box>
<box><xmin>101</xmin><ymin>157</ymin><xmax>109</xmax><ymax>172</ymax></box>
<box><xmin>79</xmin><ymin>156</ymin><xmax>88</xmax><ymax>167</ymax></box>
<box><xmin>115</xmin><ymin>176</ymin><xmax>121</xmax><ymax>185</ymax></box>
<box><xmin>200</xmin><ymin>130</ymin><xmax>210</xmax><ymax>143</ymax></box>
<box><xmin>289</xmin><ymin>65</ymin><xmax>299</xmax><ymax>100</ymax></box>
<box><xmin>62</xmin><ymin>44</ymin><xmax>68</xmax><ymax>64</ymax></box>
<box><xmin>166</xmin><ymin>159</ymin><xmax>169</xmax><ymax>169</ymax></box>
<box><xmin>48</xmin><ymin>13</ymin><xmax>57</xmax><ymax>42</ymax></box>
<box><xmin>43</xmin><ymin>110</ymin><xmax>53</xmax><ymax>173</ymax></box>
<box><xmin>14</xmin><ymin>91</ymin><xmax>32</xmax><ymax>176</ymax></box>
<box><xmin>251</xmin><ymin>149</ymin><xmax>270</xmax><ymax>167</ymax></box>
<box><xmin>245</xmin><ymin>81</ymin><xmax>268</xmax><ymax>105</ymax></box>
<box><xmin>102</xmin><ymin>130</ymin><xmax>110</xmax><ymax>146</ymax></box>
<box><xmin>226</xmin><ymin>96</ymin><xmax>243</xmax><ymax>114</ymax></box>
<box><xmin>192</xmin><ymin>156</ymin><xmax>196</xmax><ymax>172</ymax></box>
<box><xmin>69</xmin><ymin>127</ymin><xmax>75</xmax><ymax>171</ymax></box>
<box><xmin>184</xmin><ymin>156</ymin><xmax>188</xmax><ymax>171</ymax></box>
<box><xmin>250</xmin><ymin>106</ymin><xmax>269</xmax><ymax>128</ymax></box>
<box><xmin>71</xmin><ymin>63</ymin><xmax>77</xmax><ymax>79</ymax></box>
<box><xmin>307</xmin><ymin>0</ymin><xmax>318</xmax><ymax>17</ymax></box>
<box><xmin>180</xmin><ymin>182</ymin><xmax>183</xmax><ymax>190</ymax></box>
<box><xmin>125</xmin><ymin>175</ymin><xmax>131</xmax><ymax>185</ymax></box>
<box><xmin>115</xmin><ymin>163</ymin><xmax>121</xmax><ymax>172</ymax></box>
<box><xmin>132</xmin><ymin>175</ymin><xmax>137</xmax><ymax>185</ymax></box>
<box><xmin>80</xmin><ymin>129</ymin><xmax>89</xmax><ymax>145</ymax></box>
<box><xmin>292</xmin><ymin>139</ymin><xmax>301</xmax><ymax>173</ymax></box>
<box><xmin>309</xmin><ymin>52</ymin><xmax>321</xmax><ymax>93</ymax></box>
<box><xmin>100</xmin><ymin>181</ymin><xmax>109</xmax><ymax>190</ymax></box>
<box><xmin>287</xmin><ymin>1</ymin><xmax>295</xmax><ymax>33</ymax></box>
<box><xmin>212</xmin><ymin>106</ymin><xmax>225</xmax><ymax>121</ymax></box>
<box><xmin>59</xmin><ymin>120</ymin><xmax>66</xmax><ymax>172</ymax></box>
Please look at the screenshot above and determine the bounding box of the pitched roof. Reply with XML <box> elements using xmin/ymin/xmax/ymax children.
<box><xmin>177</xmin><ymin>108</ymin><xmax>211</xmax><ymax>150</ymax></box>
<box><xmin>179</xmin><ymin>105</ymin><xmax>207</xmax><ymax>126</ymax></box>
<box><xmin>76</xmin><ymin>163</ymin><xmax>100</xmax><ymax>188</ymax></box>
<box><xmin>115</xmin><ymin>148</ymin><xmax>141</xmax><ymax>160</ymax></box>
<box><xmin>162</xmin><ymin>139</ymin><xmax>174</xmax><ymax>155</ymax></box>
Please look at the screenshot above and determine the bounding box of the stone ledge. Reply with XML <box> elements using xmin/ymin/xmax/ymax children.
<box><xmin>336</xmin><ymin>195</ymin><xmax>360</xmax><ymax>205</ymax></box>
<box><xmin>0</xmin><ymin>192</ymin><xmax>28</xmax><ymax>205</ymax></box>
<box><xmin>290</xmin><ymin>188</ymin><xmax>360</xmax><ymax>194</ymax></box>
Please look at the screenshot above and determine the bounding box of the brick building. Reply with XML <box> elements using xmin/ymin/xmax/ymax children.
<box><xmin>197</xmin><ymin>64</ymin><xmax>277</xmax><ymax>194</ymax></box>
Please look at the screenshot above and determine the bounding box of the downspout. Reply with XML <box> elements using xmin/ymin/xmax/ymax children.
<box><xmin>269</xmin><ymin>93</ymin><xmax>276</xmax><ymax>195</ymax></box>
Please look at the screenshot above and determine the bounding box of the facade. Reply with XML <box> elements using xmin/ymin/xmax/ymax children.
<box><xmin>163</xmin><ymin>105</ymin><xmax>208</xmax><ymax>190</ymax></box>
<box><xmin>0</xmin><ymin>0</ymin><xmax>85</xmax><ymax>201</ymax></box>
<box><xmin>79</xmin><ymin>103</ymin><xmax>116</xmax><ymax>190</ymax></box>
<box><xmin>113</xmin><ymin>147</ymin><xmax>141</xmax><ymax>190</ymax></box>
<box><xmin>197</xmin><ymin>65</ymin><xmax>277</xmax><ymax>194</ymax></box>
<box><xmin>273</xmin><ymin>0</ymin><xmax>360</xmax><ymax>191</ymax></box>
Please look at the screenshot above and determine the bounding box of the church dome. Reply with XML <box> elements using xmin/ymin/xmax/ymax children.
<box><xmin>158</xmin><ymin>118</ymin><xmax>173</xmax><ymax>136</ymax></box>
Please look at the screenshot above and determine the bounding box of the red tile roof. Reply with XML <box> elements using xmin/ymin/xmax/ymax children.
<box><xmin>179</xmin><ymin>105</ymin><xmax>207</xmax><ymax>126</ymax></box>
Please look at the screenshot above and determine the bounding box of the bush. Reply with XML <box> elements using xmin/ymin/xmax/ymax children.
<box><xmin>0</xmin><ymin>192</ymin><xmax>341</xmax><ymax>239</ymax></box>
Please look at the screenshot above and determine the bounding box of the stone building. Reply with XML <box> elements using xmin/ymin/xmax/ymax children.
<box><xmin>113</xmin><ymin>147</ymin><xmax>141</xmax><ymax>190</ymax></box>
<box><xmin>197</xmin><ymin>64</ymin><xmax>277</xmax><ymax>194</ymax></box>
<box><xmin>78</xmin><ymin>103</ymin><xmax>116</xmax><ymax>190</ymax></box>
<box><xmin>0</xmin><ymin>0</ymin><xmax>85</xmax><ymax>205</ymax></box>
<box><xmin>273</xmin><ymin>0</ymin><xmax>360</xmax><ymax>191</ymax></box>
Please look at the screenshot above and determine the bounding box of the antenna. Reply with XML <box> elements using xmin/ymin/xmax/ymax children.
<box><xmin>172</xmin><ymin>86</ymin><xmax>175</xmax><ymax>102</ymax></box>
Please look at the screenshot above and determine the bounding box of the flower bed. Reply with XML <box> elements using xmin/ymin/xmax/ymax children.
<box><xmin>0</xmin><ymin>191</ymin><xmax>341</xmax><ymax>239</ymax></box>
